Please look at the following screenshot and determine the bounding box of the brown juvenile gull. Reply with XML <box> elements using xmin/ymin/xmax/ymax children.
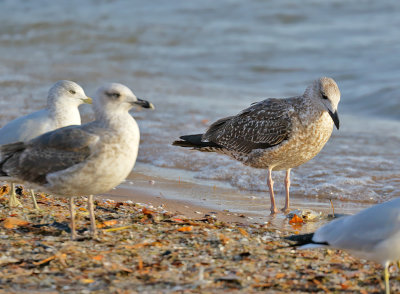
<box><xmin>0</xmin><ymin>83</ymin><xmax>154</xmax><ymax>239</ymax></box>
<box><xmin>0</xmin><ymin>80</ymin><xmax>92</xmax><ymax>209</ymax></box>
<box><xmin>173</xmin><ymin>77</ymin><xmax>340</xmax><ymax>214</ymax></box>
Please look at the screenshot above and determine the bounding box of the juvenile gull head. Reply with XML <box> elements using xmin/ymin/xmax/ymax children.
<box><xmin>305</xmin><ymin>77</ymin><xmax>340</xmax><ymax>129</ymax></box>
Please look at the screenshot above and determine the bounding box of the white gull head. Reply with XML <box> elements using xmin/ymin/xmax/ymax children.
<box><xmin>94</xmin><ymin>83</ymin><xmax>154</xmax><ymax>119</ymax></box>
<box><xmin>47</xmin><ymin>80</ymin><xmax>92</xmax><ymax>109</ymax></box>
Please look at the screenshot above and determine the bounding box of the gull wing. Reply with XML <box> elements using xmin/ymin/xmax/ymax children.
<box><xmin>0</xmin><ymin>125</ymin><xmax>99</xmax><ymax>184</ymax></box>
<box><xmin>313</xmin><ymin>199</ymin><xmax>400</xmax><ymax>252</ymax></box>
<box><xmin>203</xmin><ymin>98</ymin><xmax>295</xmax><ymax>153</ymax></box>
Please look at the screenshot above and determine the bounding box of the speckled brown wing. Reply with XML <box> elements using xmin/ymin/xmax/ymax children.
<box><xmin>0</xmin><ymin>125</ymin><xmax>99</xmax><ymax>184</ymax></box>
<box><xmin>202</xmin><ymin>98</ymin><xmax>295</xmax><ymax>154</ymax></box>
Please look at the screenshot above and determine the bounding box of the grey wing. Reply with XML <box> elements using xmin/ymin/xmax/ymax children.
<box><xmin>1</xmin><ymin>125</ymin><xmax>99</xmax><ymax>184</ymax></box>
<box><xmin>314</xmin><ymin>200</ymin><xmax>400</xmax><ymax>251</ymax></box>
<box><xmin>203</xmin><ymin>98</ymin><xmax>295</xmax><ymax>153</ymax></box>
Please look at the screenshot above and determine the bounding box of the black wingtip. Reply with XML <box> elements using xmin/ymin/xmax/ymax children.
<box><xmin>172</xmin><ymin>134</ymin><xmax>223</xmax><ymax>150</ymax></box>
<box><xmin>0</xmin><ymin>142</ymin><xmax>26</xmax><ymax>176</ymax></box>
<box><xmin>172</xmin><ymin>134</ymin><xmax>203</xmax><ymax>148</ymax></box>
<box><xmin>172</xmin><ymin>140</ymin><xmax>196</xmax><ymax>148</ymax></box>
<box><xmin>285</xmin><ymin>232</ymin><xmax>330</xmax><ymax>247</ymax></box>
<box><xmin>284</xmin><ymin>233</ymin><xmax>315</xmax><ymax>246</ymax></box>
<box><xmin>180</xmin><ymin>134</ymin><xmax>203</xmax><ymax>143</ymax></box>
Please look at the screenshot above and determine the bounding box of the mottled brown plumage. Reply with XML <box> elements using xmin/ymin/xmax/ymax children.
<box><xmin>203</xmin><ymin>98</ymin><xmax>293</xmax><ymax>154</ymax></box>
<box><xmin>174</xmin><ymin>77</ymin><xmax>341</xmax><ymax>214</ymax></box>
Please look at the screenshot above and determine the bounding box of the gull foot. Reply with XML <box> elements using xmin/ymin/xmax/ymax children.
<box><xmin>91</xmin><ymin>230</ymin><xmax>98</xmax><ymax>239</ymax></box>
<box><xmin>9</xmin><ymin>195</ymin><xmax>22</xmax><ymax>208</ymax></box>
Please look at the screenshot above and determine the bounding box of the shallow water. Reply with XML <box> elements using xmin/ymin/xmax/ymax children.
<box><xmin>1</xmin><ymin>0</ymin><xmax>400</xmax><ymax>216</ymax></box>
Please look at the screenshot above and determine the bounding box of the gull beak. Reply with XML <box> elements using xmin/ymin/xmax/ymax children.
<box><xmin>83</xmin><ymin>97</ymin><xmax>93</xmax><ymax>104</ymax></box>
<box><xmin>134</xmin><ymin>98</ymin><xmax>155</xmax><ymax>110</ymax></box>
<box><xmin>328</xmin><ymin>109</ymin><xmax>340</xmax><ymax>130</ymax></box>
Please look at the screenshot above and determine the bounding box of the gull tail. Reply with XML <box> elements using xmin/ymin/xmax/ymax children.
<box><xmin>284</xmin><ymin>233</ymin><xmax>329</xmax><ymax>249</ymax></box>
<box><xmin>172</xmin><ymin>134</ymin><xmax>222</xmax><ymax>152</ymax></box>
<box><xmin>0</xmin><ymin>142</ymin><xmax>26</xmax><ymax>176</ymax></box>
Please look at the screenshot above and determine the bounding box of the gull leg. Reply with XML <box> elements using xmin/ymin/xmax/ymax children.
<box><xmin>30</xmin><ymin>189</ymin><xmax>39</xmax><ymax>210</ymax></box>
<box><xmin>69</xmin><ymin>197</ymin><xmax>77</xmax><ymax>240</ymax></box>
<box><xmin>282</xmin><ymin>168</ymin><xmax>291</xmax><ymax>213</ymax></box>
<box><xmin>267</xmin><ymin>167</ymin><xmax>277</xmax><ymax>214</ymax></box>
<box><xmin>9</xmin><ymin>183</ymin><xmax>22</xmax><ymax>207</ymax></box>
<box><xmin>384</xmin><ymin>262</ymin><xmax>390</xmax><ymax>294</ymax></box>
<box><xmin>87</xmin><ymin>195</ymin><xmax>98</xmax><ymax>238</ymax></box>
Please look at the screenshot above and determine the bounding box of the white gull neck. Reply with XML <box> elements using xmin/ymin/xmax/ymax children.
<box><xmin>47</xmin><ymin>99</ymin><xmax>82</xmax><ymax>128</ymax></box>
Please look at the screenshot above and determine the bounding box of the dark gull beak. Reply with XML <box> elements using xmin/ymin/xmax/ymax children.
<box><xmin>133</xmin><ymin>98</ymin><xmax>155</xmax><ymax>110</ymax></box>
<box><xmin>328</xmin><ymin>109</ymin><xmax>340</xmax><ymax>130</ymax></box>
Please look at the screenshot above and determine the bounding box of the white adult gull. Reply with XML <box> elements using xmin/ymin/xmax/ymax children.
<box><xmin>0</xmin><ymin>80</ymin><xmax>92</xmax><ymax>209</ymax></box>
<box><xmin>173</xmin><ymin>77</ymin><xmax>340</xmax><ymax>214</ymax></box>
<box><xmin>286</xmin><ymin>198</ymin><xmax>400</xmax><ymax>294</ymax></box>
<box><xmin>0</xmin><ymin>83</ymin><xmax>154</xmax><ymax>240</ymax></box>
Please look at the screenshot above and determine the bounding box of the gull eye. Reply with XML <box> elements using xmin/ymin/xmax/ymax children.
<box><xmin>106</xmin><ymin>92</ymin><xmax>121</xmax><ymax>99</ymax></box>
<box><xmin>69</xmin><ymin>90</ymin><xmax>76</xmax><ymax>94</ymax></box>
<box><xmin>321</xmin><ymin>93</ymin><xmax>329</xmax><ymax>100</ymax></box>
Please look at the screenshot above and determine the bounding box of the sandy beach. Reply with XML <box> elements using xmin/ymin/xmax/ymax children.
<box><xmin>1</xmin><ymin>183</ymin><xmax>398</xmax><ymax>293</ymax></box>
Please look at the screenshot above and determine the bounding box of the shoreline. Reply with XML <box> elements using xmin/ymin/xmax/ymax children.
<box><xmin>1</xmin><ymin>167</ymin><xmax>377</xmax><ymax>234</ymax></box>
<box><xmin>99</xmin><ymin>186</ymin><xmax>253</xmax><ymax>225</ymax></box>
<box><xmin>98</xmin><ymin>168</ymin><xmax>376</xmax><ymax>233</ymax></box>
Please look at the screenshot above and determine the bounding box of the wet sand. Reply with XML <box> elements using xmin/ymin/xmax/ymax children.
<box><xmin>0</xmin><ymin>166</ymin><xmax>375</xmax><ymax>234</ymax></box>
<box><xmin>101</xmin><ymin>186</ymin><xmax>253</xmax><ymax>225</ymax></box>
<box><xmin>98</xmin><ymin>169</ymin><xmax>374</xmax><ymax>234</ymax></box>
